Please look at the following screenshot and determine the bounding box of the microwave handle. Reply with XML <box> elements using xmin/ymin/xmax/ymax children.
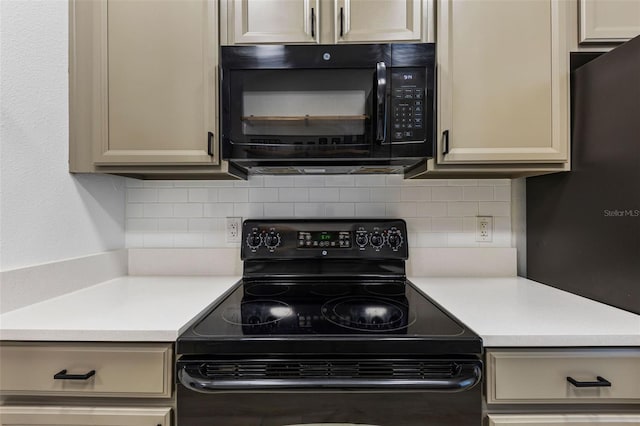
<box><xmin>376</xmin><ymin>61</ymin><xmax>387</xmax><ymax>143</ymax></box>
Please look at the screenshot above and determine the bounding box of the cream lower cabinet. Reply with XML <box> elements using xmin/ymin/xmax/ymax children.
<box><xmin>0</xmin><ymin>342</ymin><xmax>173</xmax><ymax>426</ymax></box>
<box><xmin>485</xmin><ymin>349</ymin><xmax>640</xmax><ymax>426</ymax></box>
<box><xmin>0</xmin><ymin>406</ymin><xmax>171</xmax><ymax>426</ymax></box>
<box><xmin>69</xmin><ymin>0</ymin><xmax>240</xmax><ymax>179</ymax></box>
<box><xmin>579</xmin><ymin>0</ymin><xmax>640</xmax><ymax>44</ymax></box>
<box><xmin>221</xmin><ymin>0</ymin><xmax>428</xmax><ymax>45</ymax></box>
<box><xmin>409</xmin><ymin>0</ymin><xmax>571</xmax><ymax>178</ymax></box>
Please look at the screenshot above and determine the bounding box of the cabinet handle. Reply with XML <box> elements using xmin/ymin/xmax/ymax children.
<box><xmin>311</xmin><ymin>7</ymin><xmax>315</xmax><ymax>39</ymax></box>
<box><xmin>566</xmin><ymin>376</ymin><xmax>611</xmax><ymax>388</ymax></box>
<box><xmin>339</xmin><ymin>7</ymin><xmax>344</xmax><ymax>37</ymax></box>
<box><xmin>208</xmin><ymin>131</ymin><xmax>214</xmax><ymax>156</ymax></box>
<box><xmin>53</xmin><ymin>369</ymin><xmax>96</xmax><ymax>380</ymax></box>
<box><xmin>442</xmin><ymin>130</ymin><xmax>449</xmax><ymax>155</ymax></box>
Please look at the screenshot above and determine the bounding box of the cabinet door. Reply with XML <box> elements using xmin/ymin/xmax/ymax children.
<box><xmin>336</xmin><ymin>0</ymin><xmax>422</xmax><ymax>43</ymax></box>
<box><xmin>0</xmin><ymin>406</ymin><xmax>171</xmax><ymax>426</ymax></box>
<box><xmin>95</xmin><ymin>0</ymin><xmax>217</xmax><ymax>165</ymax></box>
<box><xmin>437</xmin><ymin>0</ymin><xmax>569</xmax><ymax>164</ymax></box>
<box><xmin>580</xmin><ymin>0</ymin><xmax>640</xmax><ymax>43</ymax></box>
<box><xmin>228</xmin><ymin>0</ymin><xmax>320</xmax><ymax>44</ymax></box>
<box><xmin>488</xmin><ymin>414</ymin><xmax>640</xmax><ymax>425</ymax></box>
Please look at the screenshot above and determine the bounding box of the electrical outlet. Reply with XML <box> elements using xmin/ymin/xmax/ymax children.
<box><xmin>226</xmin><ymin>217</ymin><xmax>242</xmax><ymax>243</ymax></box>
<box><xmin>476</xmin><ymin>216</ymin><xmax>493</xmax><ymax>242</ymax></box>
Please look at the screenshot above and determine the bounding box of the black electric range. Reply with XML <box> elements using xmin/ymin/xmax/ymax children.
<box><xmin>176</xmin><ymin>219</ymin><xmax>483</xmax><ymax>426</ymax></box>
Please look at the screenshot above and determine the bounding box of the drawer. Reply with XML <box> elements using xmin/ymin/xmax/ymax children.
<box><xmin>0</xmin><ymin>406</ymin><xmax>171</xmax><ymax>426</ymax></box>
<box><xmin>487</xmin><ymin>349</ymin><xmax>640</xmax><ymax>404</ymax></box>
<box><xmin>488</xmin><ymin>414</ymin><xmax>640</xmax><ymax>425</ymax></box>
<box><xmin>0</xmin><ymin>342</ymin><xmax>172</xmax><ymax>397</ymax></box>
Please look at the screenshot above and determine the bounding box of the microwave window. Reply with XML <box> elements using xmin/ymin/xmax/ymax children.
<box><xmin>230</xmin><ymin>69</ymin><xmax>374</xmax><ymax>144</ymax></box>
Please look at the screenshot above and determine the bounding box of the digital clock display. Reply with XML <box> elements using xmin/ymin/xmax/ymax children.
<box><xmin>297</xmin><ymin>231</ymin><xmax>351</xmax><ymax>248</ymax></box>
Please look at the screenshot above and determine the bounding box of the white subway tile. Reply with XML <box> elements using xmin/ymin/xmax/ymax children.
<box><xmin>218</xmin><ymin>188</ymin><xmax>249</xmax><ymax>203</ymax></box>
<box><xmin>463</xmin><ymin>217</ymin><xmax>477</xmax><ymax>233</ymax></box>
<box><xmin>204</xmin><ymin>203</ymin><xmax>234</xmax><ymax>218</ymax></box>
<box><xmin>355</xmin><ymin>203</ymin><xmax>387</xmax><ymax>217</ymax></box>
<box><xmin>127</xmin><ymin>218</ymin><xmax>158</xmax><ymax>232</ymax></box>
<box><xmin>233</xmin><ymin>180</ymin><xmax>250</xmax><ymax>188</ymax></box>
<box><xmin>264</xmin><ymin>176</ymin><xmax>295</xmax><ymax>187</ymax></box>
<box><xmin>401</xmin><ymin>187</ymin><xmax>431</xmax><ymax>201</ymax></box>
<box><xmin>371</xmin><ymin>188</ymin><xmax>401</xmax><ymax>202</ymax></box>
<box><xmin>264</xmin><ymin>203</ymin><xmax>294</xmax><ymax>217</ymax></box>
<box><xmin>173</xmin><ymin>180</ymin><xmax>234</xmax><ymax>187</ymax></box>
<box><xmin>126</xmin><ymin>203</ymin><xmax>144</xmax><ymax>218</ymax></box>
<box><xmin>480</xmin><ymin>178</ymin><xmax>510</xmax><ymax>186</ymax></box>
<box><xmin>188</xmin><ymin>188</ymin><xmax>209</xmax><ymax>202</ymax></box>
<box><xmin>173</xmin><ymin>233</ymin><xmax>204</xmax><ymax>248</ymax></box>
<box><xmin>405</xmin><ymin>218</ymin><xmax>432</xmax><ymax>234</ymax></box>
<box><xmin>478</xmin><ymin>202</ymin><xmax>510</xmax><ymax>217</ymax></box>
<box><xmin>325</xmin><ymin>203</ymin><xmax>355</xmax><ymax>217</ymax></box>
<box><xmin>173</xmin><ymin>203</ymin><xmax>203</xmax><ymax>218</ymax></box>
<box><xmin>494</xmin><ymin>185</ymin><xmax>511</xmax><ymax>201</ymax></box>
<box><xmin>246</xmin><ymin>176</ymin><xmax>265</xmax><ymax>188</ymax></box>
<box><xmin>448</xmin><ymin>179</ymin><xmax>478</xmax><ymax>187</ymax></box>
<box><xmin>325</xmin><ymin>175</ymin><xmax>355</xmax><ymax>187</ymax></box>
<box><xmin>143</xmin><ymin>203</ymin><xmax>174</xmax><ymax>218</ymax></box>
<box><xmin>431</xmin><ymin>217</ymin><xmax>464</xmax><ymax>233</ymax></box>
<box><xmin>415</xmin><ymin>202</ymin><xmax>447</xmax><ymax>217</ymax></box>
<box><xmin>463</xmin><ymin>186</ymin><xmax>494</xmax><ymax>201</ymax></box>
<box><xmin>125</xmin><ymin>232</ymin><xmax>144</xmax><ymax>248</ymax></box>
<box><xmin>447</xmin><ymin>202</ymin><xmax>479</xmax><ymax>217</ymax></box>
<box><xmin>415</xmin><ymin>233</ymin><xmax>448</xmax><ymax>247</ymax></box>
<box><xmin>386</xmin><ymin>202</ymin><xmax>417</xmax><ymax>218</ymax></box>
<box><xmin>385</xmin><ymin>175</ymin><xmax>404</xmax><ymax>186</ymax></box>
<box><xmin>355</xmin><ymin>175</ymin><xmax>386</xmax><ymax>187</ymax></box>
<box><xmin>431</xmin><ymin>186</ymin><xmax>463</xmax><ymax>201</ymax></box>
<box><xmin>241</xmin><ymin>203</ymin><xmax>264</xmax><ymax>218</ymax></box>
<box><xmin>188</xmin><ymin>218</ymin><xmax>216</xmax><ymax>232</ymax></box>
<box><xmin>447</xmin><ymin>233</ymin><xmax>479</xmax><ymax>247</ymax></box>
<box><xmin>409</xmin><ymin>179</ymin><xmax>448</xmax><ymax>186</ymax></box>
<box><xmin>294</xmin><ymin>175</ymin><xmax>326</xmax><ymax>187</ymax></box>
<box><xmin>127</xmin><ymin>188</ymin><xmax>158</xmax><ymax>203</ymax></box>
<box><xmin>339</xmin><ymin>188</ymin><xmax>370</xmax><ymax>202</ymax></box>
<box><xmin>249</xmin><ymin>188</ymin><xmax>278</xmax><ymax>203</ymax></box>
<box><xmin>295</xmin><ymin>203</ymin><xmax>325</xmax><ymax>217</ymax></box>
<box><xmin>279</xmin><ymin>188</ymin><xmax>309</xmax><ymax>202</ymax></box>
<box><xmin>309</xmin><ymin>188</ymin><xmax>340</xmax><ymax>202</ymax></box>
<box><xmin>143</xmin><ymin>233</ymin><xmax>174</xmax><ymax>247</ymax></box>
<box><xmin>158</xmin><ymin>218</ymin><xmax>188</xmax><ymax>232</ymax></box>
<box><xmin>203</xmin><ymin>232</ymin><xmax>225</xmax><ymax>247</ymax></box>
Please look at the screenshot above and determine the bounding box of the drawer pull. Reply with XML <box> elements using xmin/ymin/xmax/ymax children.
<box><xmin>53</xmin><ymin>369</ymin><xmax>96</xmax><ymax>380</ymax></box>
<box><xmin>566</xmin><ymin>375</ymin><xmax>611</xmax><ymax>388</ymax></box>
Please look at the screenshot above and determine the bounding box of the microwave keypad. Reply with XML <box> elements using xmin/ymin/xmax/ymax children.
<box><xmin>391</xmin><ymin>70</ymin><xmax>426</xmax><ymax>143</ymax></box>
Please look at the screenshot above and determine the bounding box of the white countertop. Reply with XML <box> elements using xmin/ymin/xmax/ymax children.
<box><xmin>411</xmin><ymin>277</ymin><xmax>640</xmax><ymax>347</ymax></box>
<box><xmin>0</xmin><ymin>276</ymin><xmax>240</xmax><ymax>342</ymax></box>
<box><xmin>1</xmin><ymin>275</ymin><xmax>638</xmax><ymax>346</ymax></box>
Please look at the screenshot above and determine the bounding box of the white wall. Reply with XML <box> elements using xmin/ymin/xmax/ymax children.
<box><xmin>126</xmin><ymin>176</ymin><xmax>512</xmax><ymax>249</ymax></box>
<box><xmin>0</xmin><ymin>0</ymin><xmax>126</xmax><ymax>271</ymax></box>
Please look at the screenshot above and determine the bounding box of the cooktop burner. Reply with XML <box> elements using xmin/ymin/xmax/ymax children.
<box><xmin>322</xmin><ymin>295</ymin><xmax>414</xmax><ymax>332</ymax></box>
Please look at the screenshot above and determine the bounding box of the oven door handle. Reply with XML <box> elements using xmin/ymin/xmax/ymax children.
<box><xmin>178</xmin><ymin>363</ymin><xmax>481</xmax><ymax>393</ymax></box>
<box><xmin>375</xmin><ymin>61</ymin><xmax>388</xmax><ymax>144</ymax></box>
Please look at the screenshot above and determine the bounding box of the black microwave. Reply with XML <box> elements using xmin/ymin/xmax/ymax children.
<box><xmin>220</xmin><ymin>43</ymin><xmax>435</xmax><ymax>175</ymax></box>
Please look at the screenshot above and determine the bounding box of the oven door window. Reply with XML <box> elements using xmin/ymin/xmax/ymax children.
<box><xmin>225</xmin><ymin>69</ymin><xmax>379</xmax><ymax>157</ymax></box>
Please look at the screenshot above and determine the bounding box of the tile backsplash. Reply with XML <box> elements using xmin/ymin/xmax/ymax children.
<box><xmin>125</xmin><ymin>175</ymin><xmax>511</xmax><ymax>248</ymax></box>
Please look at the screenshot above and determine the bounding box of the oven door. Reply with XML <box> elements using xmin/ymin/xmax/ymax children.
<box><xmin>176</xmin><ymin>357</ymin><xmax>482</xmax><ymax>426</ymax></box>
<box><xmin>221</xmin><ymin>45</ymin><xmax>391</xmax><ymax>164</ymax></box>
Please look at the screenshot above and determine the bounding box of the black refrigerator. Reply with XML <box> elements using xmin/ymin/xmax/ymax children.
<box><xmin>527</xmin><ymin>35</ymin><xmax>640</xmax><ymax>315</ymax></box>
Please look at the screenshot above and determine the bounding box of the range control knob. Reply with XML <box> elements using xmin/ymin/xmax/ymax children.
<box><xmin>264</xmin><ymin>231</ymin><xmax>281</xmax><ymax>249</ymax></box>
<box><xmin>386</xmin><ymin>228</ymin><xmax>404</xmax><ymax>250</ymax></box>
<box><xmin>370</xmin><ymin>232</ymin><xmax>385</xmax><ymax>249</ymax></box>
<box><xmin>356</xmin><ymin>233</ymin><xmax>369</xmax><ymax>248</ymax></box>
<box><xmin>246</xmin><ymin>231</ymin><xmax>262</xmax><ymax>249</ymax></box>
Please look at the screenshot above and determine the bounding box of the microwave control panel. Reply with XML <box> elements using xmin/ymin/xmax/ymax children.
<box><xmin>391</xmin><ymin>68</ymin><xmax>426</xmax><ymax>143</ymax></box>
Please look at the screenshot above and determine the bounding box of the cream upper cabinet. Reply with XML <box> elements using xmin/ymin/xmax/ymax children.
<box><xmin>222</xmin><ymin>0</ymin><xmax>428</xmax><ymax>45</ymax></box>
<box><xmin>580</xmin><ymin>0</ymin><xmax>640</xmax><ymax>44</ymax></box>
<box><xmin>436</xmin><ymin>0</ymin><xmax>570</xmax><ymax>165</ymax></box>
<box><xmin>336</xmin><ymin>0</ymin><xmax>422</xmax><ymax>43</ymax></box>
<box><xmin>226</xmin><ymin>0</ymin><xmax>320</xmax><ymax>44</ymax></box>
<box><xmin>96</xmin><ymin>0</ymin><xmax>217</xmax><ymax>165</ymax></box>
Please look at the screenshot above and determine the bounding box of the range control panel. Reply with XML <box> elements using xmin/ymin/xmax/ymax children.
<box><xmin>390</xmin><ymin>68</ymin><xmax>427</xmax><ymax>143</ymax></box>
<box><xmin>241</xmin><ymin>219</ymin><xmax>408</xmax><ymax>260</ymax></box>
